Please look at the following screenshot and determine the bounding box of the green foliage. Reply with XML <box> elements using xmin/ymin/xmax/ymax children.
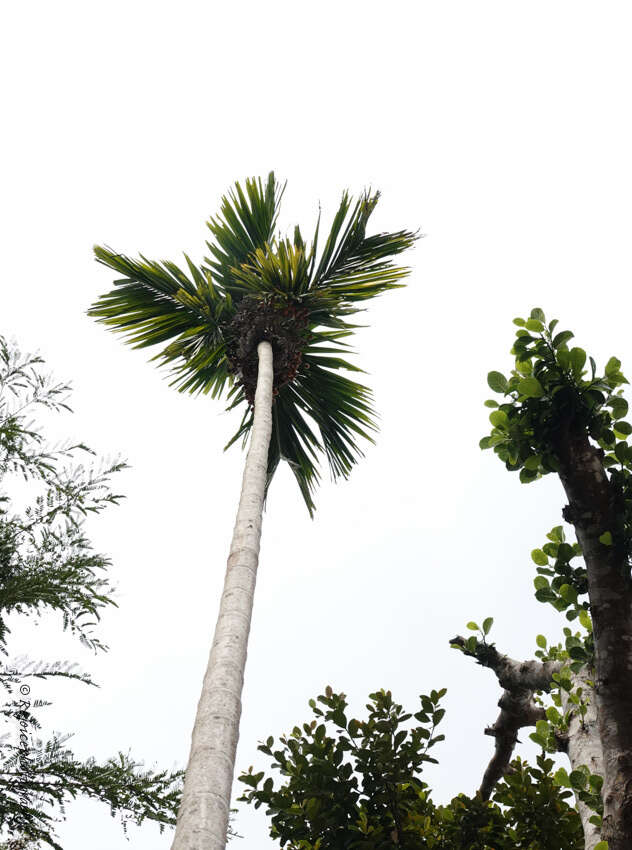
<box><xmin>0</xmin><ymin>336</ymin><xmax>182</xmax><ymax>847</ymax></box>
<box><xmin>451</xmin><ymin>617</ymin><xmax>495</xmax><ymax>658</ymax></box>
<box><xmin>90</xmin><ymin>174</ymin><xmax>417</xmax><ymax>514</ymax></box>
<box><xmin>530</xmin><ymin>526</ymin><xmax>589</xmax><ymax>628</ymax></box>
<box><xmin>239</xmin><ymin>689</ymin><xmax>582</xmax><ymax>849</ymax></box>
<box><xmin>239</xmin><ymin>686</ymin><xmax>446</xmax><ymax>848</ymax></box>
<box><xmin>491</xmin><ymin>754</ymin><xmax>584</xmax><ymax>848</ymax></box>
<box><xmin>481</xmin><ymin>308</ymin><xmax>631</xmax><ymax>495</ymax></box>
<box><xmin>552</xmin><ymin>764</ymin><xmax>604</xmax><ymax>833</ymax></box>
<box><xmin>0</xmin><ymin>732</ymin><xmax>182</xmax><ymax>848</ymax></box>
<box><xmin>0</xmin><ymin>336</ymin><xmax>124</xmax><ymax>653</ymax></box>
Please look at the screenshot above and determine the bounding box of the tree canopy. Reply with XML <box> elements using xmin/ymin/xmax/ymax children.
<box><xmin>90</xmin><ymin>173</ymin><xmax>417</xmax><ymax>513</ymax></box>
<box><xmin>0</xmin><ymin>336</ymin><xmax>182</xmax><ymax>848</ymax></box>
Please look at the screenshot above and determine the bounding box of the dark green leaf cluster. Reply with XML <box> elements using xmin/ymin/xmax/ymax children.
<box><xmin>482</xmin><ymin>308</ymin><xmax>632</xmax><ymax>567</ymax></box>
<box><xmin>239</xmin><ymin>689</ymin><xmax>582</xmax><ymax>849</ymax></box>
<box><xmin>0</xmin><ymin>337</ymin><xmax>182</xmax><ymax>847</ymax></box>
<box><xmin>481</xmin><ymin>307</ymin><xmax>629</xmax><ymax>480</ymax></box>
<box><xmin>239</xmin><ymin>687</ymin><xmax>445</xmax><ymax>849</ymax></box>
<box><xmin>553</xmin><ymin>764</ymin><xmax>603</xmax><ymax>828</ymax></box>
<box><xmin>431</xmin><ymin>757</ymin><xmax>583</xmax><ymax>849</ymax></box>
<box><xmin>90</xmin><ymin>174</ymin><xmax>417</xmax><ymax>514</ymax></box>
<box><xmin>491</xmin><ymin>754</ymin><xmax>584</xmax><ymax>848</ymax></box>
<box><xmin>531</xmin><ymin>526</ymin><xmax>590</xmax><ymax>623</ymax></box>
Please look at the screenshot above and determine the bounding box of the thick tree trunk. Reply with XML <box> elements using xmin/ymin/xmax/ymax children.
<box><xmin>172</xmin><ymin>341</ymin><xmax>274</xmax><ymax>850</ymax></box>
<box><xmin>556</xmin><ymin>434</ymin><xmax>632</xmax><ymax>849</ymax></box>
<box><xmin>562</xmin><ymin>670</ymin><xmax>604</xmax><ymax>850</ymax></box>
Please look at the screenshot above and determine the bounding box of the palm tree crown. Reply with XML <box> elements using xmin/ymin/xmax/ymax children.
<box><xmin>90</xmin><ymin>173</ymin><xmax>417</xmax><ymax>513</ymax></box>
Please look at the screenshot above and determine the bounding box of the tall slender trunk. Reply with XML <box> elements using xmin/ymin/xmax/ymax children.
<box><xmin>556</xmin><ymin>434</ymin><xmax>632</xmax><ymax>850</ymax></box>
<box><xmin>172</xmin><ymin>341</ymin><xmax>274</xmax><ymax>850</ymax></box>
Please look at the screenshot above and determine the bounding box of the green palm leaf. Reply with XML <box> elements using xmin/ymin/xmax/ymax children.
<box><xmin>204</xmin><ymin>172</ymin><xmax>283</xmax><ymax>299</ymax></box>
<box><xmin>90</xmin><ymin>173</ymin><xmax>417</xmax><ymax>514</ymax></box>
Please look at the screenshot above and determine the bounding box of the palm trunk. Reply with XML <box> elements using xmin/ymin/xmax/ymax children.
<box><xmin>172</xmin><ymin>340</ymin><xmax>274</xmax><ymax>850</ymax></box>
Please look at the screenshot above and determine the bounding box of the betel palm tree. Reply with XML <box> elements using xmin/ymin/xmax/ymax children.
<box><xmin>89</xmin><ymin>173</ymin><xmax>416</xmax><ymax>850</ymax></box>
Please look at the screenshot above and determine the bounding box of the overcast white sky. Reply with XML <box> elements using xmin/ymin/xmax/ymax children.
<box><xmin>3</xmin><ymin>2</ymin><xmax>632</xmax><ymax>847</ymax></box>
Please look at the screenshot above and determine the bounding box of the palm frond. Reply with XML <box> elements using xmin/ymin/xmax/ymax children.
<box><xmin>90</xmin><ymin>176</ymin><xmax>417</xmax><ymax>514</ymax></box>
<box><xmin>90</xmin><ymin>246</ymin><xmax>233</xmax><ymax>397</ymax></box>
<box><xmin>311</xmin><ymin>190</ymin><xmax>417</xmax><ymax>303</ymax></box>
<box><xmin>204</xmin><ymin>172</ymin><xmax>284</xmax><ymax>299</ymax></box>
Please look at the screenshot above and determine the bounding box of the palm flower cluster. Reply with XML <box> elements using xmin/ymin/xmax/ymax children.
<box><xmin>89</xmin><ymin>173</ymin><xmax>417</xmax><ymax>513</ymax></box>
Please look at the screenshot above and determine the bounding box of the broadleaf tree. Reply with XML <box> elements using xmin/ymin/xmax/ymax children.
<box><xmin>0</xmin><ymin>335</ymin><xmax>183</xmax><ymax>847</ymax></box>
<box><xmin>238</xmin><ymin>686</ymin><xmax>584</xmax><ymax>849</ymax></box>
<box><xmin>238</xmin><ymin>310</ymin><xmax>631</xmax><ymax>850</ymax></box>
<box><xmin>474</xmin><ymin>309</ymin><xmax>632</xmax><ymax>849</ymax></box>
<box><xmin>88</xmin><ymin>173</ymin><xmax>417</xmax><ymax>850</ymax></box>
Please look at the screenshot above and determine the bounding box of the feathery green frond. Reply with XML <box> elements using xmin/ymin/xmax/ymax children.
<box><xmin>204</xmin><ymin>172</ymin><xmax>284</xmax><ymax>299</ymax></box>
<box><xmin>312</xmin><ymin>190</ymin><xmax>417</xmax><ymax>302</ymax></box>
<box><xmin>90</xmin><ymin>174</ymin><xmax>417</xmax><ymax>513</ymax></box>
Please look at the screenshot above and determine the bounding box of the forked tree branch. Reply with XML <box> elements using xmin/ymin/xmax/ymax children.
<box><xmin>450</xmin><ymin>636</ymin><xmax>562</xmax><ymax>799</ymax></box>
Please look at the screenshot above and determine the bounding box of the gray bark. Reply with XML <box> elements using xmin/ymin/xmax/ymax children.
<box><xmin>555</xmin><ymin>433</ymin><xmax>632</xmax><ymax>849</ymax></box>
<box><xmin>561</xmin><ymin>670</ymin><xmax>604</xmax><ymax>850</ymax></box>
<box><xmin>450</xmin><ymin>636</ymin><xmax>559</xmax><ymax>799</ymax></box>
<box><xmin>453</xmin><ymin>637</ymin><xmax>605</xmax><ymax>850</ymax></box>
<box><xmin>172</xmin><ymin>341</ymin><xmax>274</xmax><ymax>850</ymax></box>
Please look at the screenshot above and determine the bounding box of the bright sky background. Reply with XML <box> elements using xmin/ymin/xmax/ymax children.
<box><xmin>3</xmin><ymin>2</ymin><xmax>632</xmax><ymax>848</ymax></box>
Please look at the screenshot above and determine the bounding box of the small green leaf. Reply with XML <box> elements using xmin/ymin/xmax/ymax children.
<box><xmin>559</xmin><ymin>584</ymin><xmax>578</xmax><ymax>604</ymax></box>
<box><xmin>489</xmin><ymin>409</ymin><xmax>508</xmax><ymax>428</ymax></box>
<box><xmin>578</xmin><ymin>609</ymin><xmax>592</xmax><ymax>631</ymax></box>
<box><xmin>523</xmin><ymin>454</ymin><xmax>541</xmax><ymax>470</ymax></box>
<box><xmin>589</xmin><ymin>774</ymin><xmax>604</xmax><ymax>791</ymax></box>
<box><xmin>530</xmin><ymin>307</ymin><xmax>546</xmax><ymax>323</ymax></box>
<box><xmin>547</xmin><ymin>525</ymin><xmax>565</xmax><ymax>543</ymax></box>
<box><xmin>553</xmin><ymin>767</ymin><xmax>570</xmax><ymax>787</ymax></box>
<box><xmin>614</xmin><ymin>420</ymin><xmax>632</xmax><ymax>436</ymax></box>
<box><xmin>570</xmin><ymin>347</ymin><xmax>586</xmax><ymax>374</ymax></box>
<box><xmin>531</xmin><ymin>549</ymin><xmax>548</xmax><ymax>566</ymax></box>
<box><xmin>482</xmin><ymin>617</ymin><xmax>493</xmax><ymax>635</ymax></box>
<box><xmin>535</xmin><ymin>719</ymin><xmax>549</xmax><ymax>737</ymax></box>
<box><xmin>568</xmin><ymin>645</ymin><xmax>588</xmax><ymax>660</ymax></box>
<box><xmin>466</xmin><ymin>621</ymin><xmax>479</xmax><ymax>631</ymax></box>
<box><xmin>546</xmin><ymin>706</ymin><xmax>561</xmax><ymax>723</ymax></box>
<box><xmin>518</xmin><ymin>377</ymin><xmax>545</xmax><ymax>398</ymax></box>
<box><xmin>594</xmin><ymin>840</ymin><xmax>608</xmax><ymax>850</ymax></box>
<box><xmin>513</xmin><ymin>317</ymin><xmax>525</xmax><ymax>326</ymax></box>
<box><xmin>599</xmin><ymin>531</ymin><xmax>613</xmax><ymax>546</ymax></box>
<box><xmin>533</xmin><ymin>576</ymin><xmax>549</xmax><ymax>591</ymax></box>
<box><xmin>609</xmin><ymin>396</ymin><xmax>629</xmax><ymax>419</ymax></box>
<box><xmin>487</xmin><ymin>371</ymin><xmax>508</xmax><ymax>393</ymax></box>
<box><xmin>536</xmin><ymin>634</ymin><xmax>547</xmax><ymax>648</ymax></box>
<box><xmin>569</xmin><ymin>769</ymin><xmax>587</xmax><ymax>790</ymax></box>
<box><xmin>606</xmin><ymin>356</ymin><xmax>621</xmax><ymax>376</ymax></box>
<box><xmin>484</xmin><ymin>399</ymin><xmax>498</xmax><ymax>408</ymax></box>
<box><xmin>525</xmin><ymin>318</ymin><xmax>544</xmax><ymax>332</ymax></box>
<box><xmin>553</xmin><ymin>330</ymin><xmax>574</xmax><ymax>349</ymax></box>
